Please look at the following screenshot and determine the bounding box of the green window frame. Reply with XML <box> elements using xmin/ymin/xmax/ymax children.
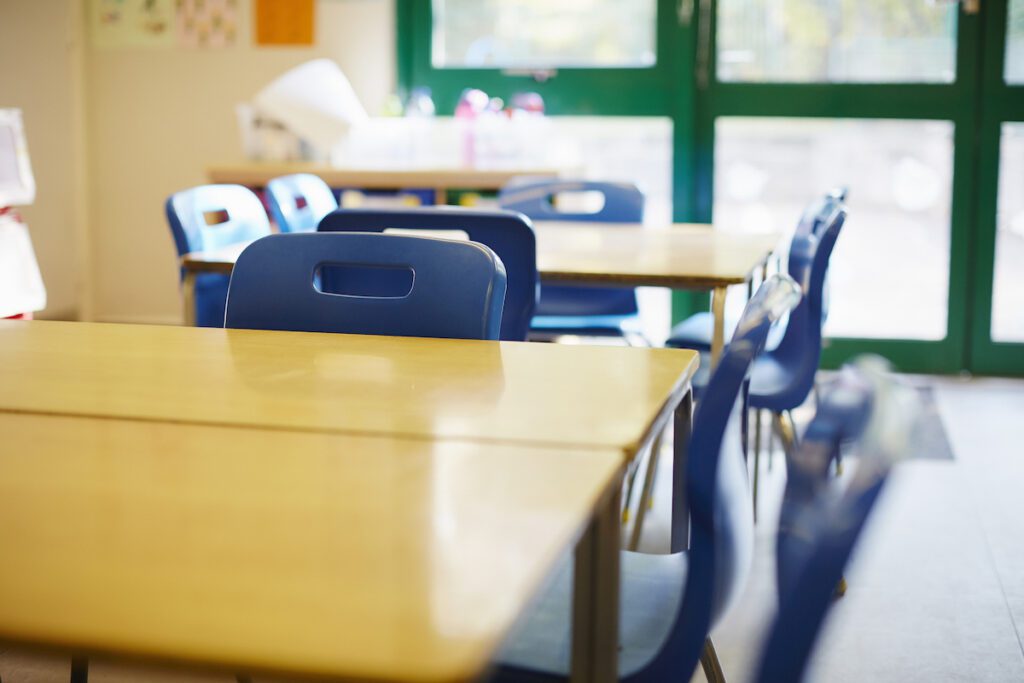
<box><xmin>397</xmin><ymin>1</ymin><xmax>1024</xmax><ymax>376</ymax></box>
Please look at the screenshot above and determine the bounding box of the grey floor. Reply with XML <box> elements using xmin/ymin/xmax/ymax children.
<box><xmin>2</xmin><ymin>377</ymin><xmax>1023</xmax><ymax>682</ymax></box>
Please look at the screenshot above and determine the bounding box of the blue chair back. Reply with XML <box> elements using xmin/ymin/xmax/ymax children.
<box><xmin>499</xmin><ymin>179</ymin><xmax>645</xmax><ymax>223</ymax></box>
<box><xmin>166</xmin><ymin>184</ymin><xmax>272</xmax><ymax>327</ymax></box>
<box><xmin>499</xmin><ymin>179</ymin><xmax>643</xmax><ymax>317</ymax></box>
<box><xmin>755</xmin><ymin>357</ymin><xmax>916</xmax><ymax>683</ymax></box>
<box><xmin>795</xmin><ymin>188</ymin><xmax>847</xmax><ymax>239</ymax></box>
<box><xmin>641</xmin><ymin>274</ymin><xmax>803</xmax><ymax>681</ymax></box>
<box><xmin>318</xmin><ymin>207</ymin><xmax>536</xmax><ymax>341</ymax></box>
<box><xmin>266</xmin><ymin>173</ymin><xmax>339</xmax><ymax>233</ymax></box>
<box><xmin>224</xmin><ymin>232</ymin><xmax>507</xmax><ymax>341</ymax></box>
<box><xmin>754</xmin><ymin>206</ymin><xmax>846</xmax><ymax>412</ymax></box>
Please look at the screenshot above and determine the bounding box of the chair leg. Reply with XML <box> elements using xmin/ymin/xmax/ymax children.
<box><xmin>751</xmin><ymin>409</ymin><xmax>763</xmax><ymax>523</ymax></box>
<box><xmin>620</xmin><ymin>454</ymin><xmax>641</xmax><ymax>526</ymax></box>
<box><xmin>700</xmin><ymin>637</ymin><xmax>727</xmax><ymax>683</ymax></box>
<box><xmin>771</xmin><ymin>411</ymin><xmax>798</xmax><ymax>463</ymax></box>
<box><xmin>628</xmin><ymin>431</ymin><xmax>663</xmax><ymax>551</ymax></box>
<box><xmin>70</xmin><ymin>658</ymin><xmax>88</xmax><ymax>683</ymax></box>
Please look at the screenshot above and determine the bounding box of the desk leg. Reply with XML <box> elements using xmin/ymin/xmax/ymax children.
<box><xmin>70</xmin><ymin>657</ymin><xmax>88</xmax><ymax>683</ymax></box>
<box><xmin>710</xmin><ymin>286</ymin><xmax>728</xmax><ymax>368</ymax></box>
<box><xmin>182</xmin><ymin>272</ymin><xmax>196</xmax><ymax>327</ymax></box>
<box><xmin>671</xmin><ymin>389</ymin><xmax>694</xmax><ymax>553</ymax></box>
<box><xmin>571</xmin><ymin>478</ymin><xmax>622</xmax><ymax>683</ymax></box>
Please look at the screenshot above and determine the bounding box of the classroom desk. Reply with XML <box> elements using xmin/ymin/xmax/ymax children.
<box><xmin>0</xmin><ymin>320</ymin><xmax>699</xmax><ymax>681</ymax></box>
<box><xmin>0</xmin><ymin>321</ymin><xmax>696</xmax><ymax>459</ymax></box>
<box><xmin>180</xmin><ymin>221</ymin><xmax>780</xmax><ymax>363</ymax></box>
<box><xmin>534</xmin><ymin>221</ymin><xmax>780</xmax><ymax>361</ymax></box>
<box><xmin>207</xmin><ymin>163</ymin><xmax>564</xmax><ymax>205</ymax></box>
<box><xmin>0</xmin><ymin>410</ymin><xmax>623</xmax><ymax>683</ymax></box>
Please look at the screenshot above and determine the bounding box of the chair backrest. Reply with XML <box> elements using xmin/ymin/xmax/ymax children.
<box><xmin>497</xmin><ymin>179</ymin><xmax>644</xmax><ymax>224</ymax></box>
<box><xmin>765</xmin><ymin>206</ymin><xmax>847</xmax><ymax>410</ymax></box>
<box><xmin>165</xmin><ymin>184</ymin><xmax>271</xmax><ymax>257</ymax></box>
<box><xmin>265</xmin><ymin>173</ymin><xmax>339</xmax><ymax>233</ymax></box>
<box><xmin>498</xmin><ymin>179</ymin><xmax>643</xmax><ymax>318</ymax></box>
<box><xmin>642</xmin><ymin>274</ymin><xmax>803</xmax><ymax>681</ymax></box>
<box><xmin>754</xmin><ymin>357</ymin><xmax>918</xmax><ymax>683</ymax></box>
<box><xmin>224</xmin><ymin>232</ymin><xmax>507</xmax><ymax>341</ymax></box>
<box><xmin>795</xmin><ymin>188</ymin><xmax>848</xmax><ymax>239</ymax></box>
<box><xmin>318</xmin><ymin>207</ymin><xmax>536</xmax><ymax>341</ymax></box>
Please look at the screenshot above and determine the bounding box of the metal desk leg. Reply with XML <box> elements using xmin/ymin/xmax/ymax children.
<box><xmin>571</xmin><ymin>478</ymin><xmax>622</xmax><ymax>683</ymax></box>
<box><xmin>710</xmin><ymin>286</ymin><xmax>728</xmax><ymax>368</ymax></box>
<box><xmin>182</xmin><ymin>271</ymin><xmax>196</xmax><ymax>327</ymax></box>
<box><xmin>671</xmin><ymin>389</ymin><xmax>694</xmax><ymax>553</ymax></box>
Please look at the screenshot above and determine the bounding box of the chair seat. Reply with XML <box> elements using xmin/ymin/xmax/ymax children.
<box><xmin>665</xmin><ymin>311</ymin><xmax>717</xmax><ymax>351</ymax></box>
<box><xmin>748</xmin><ymin>354</ymin><xmax>799</xmax><ymax>412</ymax></box>
<box><xmin>689</xmin><ymin>349</ymin><xmax>796</xmax><ymax>407</ymax></box>
<box><xmin>667</xmin><ymin>311</ymin><xmax>786</xmax><ymax>352</ymax></box>
<box><xmin>530</xmin><ymin>314</ymin><xmax>642</xmax><ymax>339</ymax></box>
<box><xmin>493</xmin><ymin>550</ymin><xmax>687</xmax><ymax>682</ymax></box>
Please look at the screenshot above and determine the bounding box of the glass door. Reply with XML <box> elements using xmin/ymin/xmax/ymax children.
<box><xmin>969</xmin><ymin>0</ymin><xmax>1024</xmax><ymax>374</ymax></box>
<box><xmin>693</xmin><ymin>0</ymin><xmax>982</xmax><ymax>374</ymax></box>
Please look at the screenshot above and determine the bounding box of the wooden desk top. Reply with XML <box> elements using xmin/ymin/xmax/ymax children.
<box><xmin>534</xmin><ymin>221</ymin><xmax>781</xmax><ymax>288</ymax></box>
<box><xmin>181</xmin><ymin>222</ymin><xmax>780</xmax><ymax>290</ymax></box>
<box><xmin>0</xmin><ymin>321</ymin><xmax>696</xmax><ymax>459</ymax></box>
<box><xmin>207</xmin><ymin>163</ymin><xmax>562</xmax><ymax>190</ymax></box>
<box><xmin>0</xmin><ymin>411</ymin><xmax>622</xmax><ymax>682</ymax></box>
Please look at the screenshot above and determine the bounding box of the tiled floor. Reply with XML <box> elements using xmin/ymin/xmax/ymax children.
<box><xmin>2</xmin><ymin>377</ymin><xmax>1022</xmax><ymax>682</ymax></box>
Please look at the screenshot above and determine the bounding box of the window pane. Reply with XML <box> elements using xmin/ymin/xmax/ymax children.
<box><xmin>432</xmin><ymin>0</ymin><xmax>656</xmax><ymax>69</ymax></box>
<box><xmin>1007</xmin><ymin>0</ymin><xmax>1024</xmax><ymax>84</ymax></box>
<box><xmin>991</xmin><ymin>123</ymin><xmax>1024</xmax><ymax>342</ymax></box>
<box><xmin>717</xmin><ymin>0</ymin><xmax>957</xmax><ymax>83</ymax></box>
<box><xmin>715</xmin><ymin>118</ymin><xmax>953</xmax><ymax>340</ymax></box>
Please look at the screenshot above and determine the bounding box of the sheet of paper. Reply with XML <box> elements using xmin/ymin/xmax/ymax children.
<box><xmin>252</xmin><ymin>59</ymin><xmax>368</xmax><ymax>154</ymax></box>
<box><xmin>90</xmin><ymin>0</ymin><xmax>175</xmax><ymax>49</ymax></box>
<box><xmin>0</xmin><ymin>110</ymin><xmax>35</xmax><ymax>208</ymax></box>
<box><xmin>0</xmin><ymin>216</ymin><xmax>47</xmax><ymax>318</ymax></box>
<box><xmin>177</xmin><ymin>0</ymin><xmax>239</xmax><ymax>48</ymax></box>
<box><xmin>255</xmin><ymin>0</ymin><xmax>315</xmax><ymax>46</ymax></box>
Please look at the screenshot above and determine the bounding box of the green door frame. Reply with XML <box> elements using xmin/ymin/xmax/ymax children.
<box><xmin>396</xmin><ymin>1</ymin><xmax>1018</xmax><ymax>376</ymax></box>
<box><xmin>968</xmin><ymin>0</ymin><xmax>1024</xmax><ymax>375</ymax></box>
<box><xmin>695</xmin><ymin>2</ymin><xmax>984</xmax><ymax>375</ymax></box>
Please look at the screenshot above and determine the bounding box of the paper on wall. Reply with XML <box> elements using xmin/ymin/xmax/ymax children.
<box><xmin>177</xmin><ymin>0</ymin><xmax>239</xmax><ymax>48</ymax></box>
<box><xmin>251</xmin><ymin>59</ymin><xmax>368</xmax><ymax>157</ymax></box>
<box><xmin>89</xmin><ymin>0</ymin><xmax>175</xmax><ymax>49</ymax></box>
<box><xmin>255</xmin><ymin>0</ymin><xmax>315</xmax><ymax>46</ymax></box>
<box><xmin>0</xmin><ymin>215</ymin><xmax>47</xmax><ymax>318</ymax></box>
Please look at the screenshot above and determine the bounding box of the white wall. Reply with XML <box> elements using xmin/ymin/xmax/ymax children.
<box><xmin>86</xmin><ymin>0</ymin><xmax>395</xmax><ymax>323</ymax></box>
<box><xmin>0</xmin><ymin>0</ymin><xmax>86</xmax><ymax>320</ymax></box>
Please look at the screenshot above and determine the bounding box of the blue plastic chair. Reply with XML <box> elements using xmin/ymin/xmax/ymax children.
<box><xmin>265</xmin><ymin>173</ymin><xmax>339</xmax><ymax>233</ymax></box>
<box><xmin>754</xmin><ymin>357</ymin><xmax>917</xmax><ymax>683</ymax></box>
<box><xmin>490</xmin><ymin>274</ymin><xmax>803</xmax><ymax>683</ymax></box>
<box><xmin>666</xmin><ymin>189</ymin><xmax>846</xmax><ymax>351</ymax></box>
<box><xmin>166</xmin><ymin>184</ymin><xmax>272</xmax><ymax>327</ymax></box>
<box><xmin>498</xmin><ymin>179</ymin><xmax>644</xmax><ymax>338</ymax></box>
<box><xmin>318</xmin><ymin>207</ymin><xmax>537</xmax><ymax>341</ymax></box>
<box><xmin>224</xmin><ymin>232</ymin><xmax>506</xmax><ymax>340</ymax></box>
<box><xmin>748</xmin><ymin>207</ymin><xmax>846</xmax><ymax>415</ymax></box>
